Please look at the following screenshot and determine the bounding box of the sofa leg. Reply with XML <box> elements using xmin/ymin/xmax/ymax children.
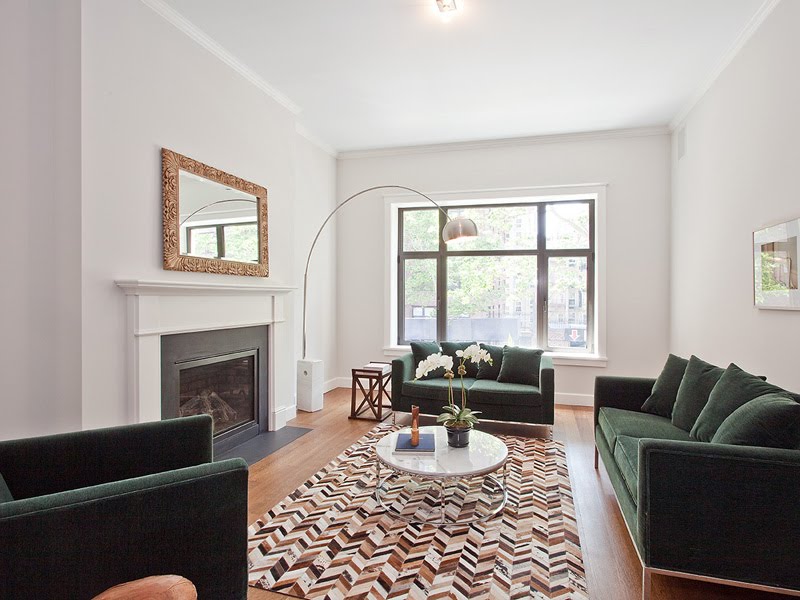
<box><xmin>642</xmin><ymin>567</ymin><xmax>652</xmax><ymax>600</ymax></box>
<box><xmin>594</xmin><ymin>446</ymin><xmax>598</xmax><ymax>469</ymax></box>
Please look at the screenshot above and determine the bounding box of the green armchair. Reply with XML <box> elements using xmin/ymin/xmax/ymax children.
<box><xmin>0</xmin><ymin>415</ymin><xmax>248</xmax><ymax>600</ymax></box>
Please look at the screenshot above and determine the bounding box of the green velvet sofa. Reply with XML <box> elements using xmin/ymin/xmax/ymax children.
<box><xmin>594</xmin><ymin>376</ymin><xmax>800</xmax><ymax>598</ymax></box>
<box><xmin>0</xmin><ymin>415</ymin><xmax>248</xmax><ymax>600</ymax></box>
<box><xmin>392</xmin><ymin>352</ymin><xmax>554</xmax><ymax>425</ymax></box>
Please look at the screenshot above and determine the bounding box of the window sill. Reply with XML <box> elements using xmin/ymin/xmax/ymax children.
<box><xmin>383</xmin><ymin>346</ymin><xmax>607</xmax><ymax>368</ymax></box>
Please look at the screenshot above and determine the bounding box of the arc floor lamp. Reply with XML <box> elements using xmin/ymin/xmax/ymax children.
<box><xmin>297</xmin><ymin>185</ymin><xmax>478</xmax><ymax>412</ymax></box>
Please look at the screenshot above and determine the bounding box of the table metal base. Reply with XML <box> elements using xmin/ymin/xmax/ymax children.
<box><xmin>374</xmin><ymin>462</ymin><xmax>508</xmax><ymax>527</ymax></box>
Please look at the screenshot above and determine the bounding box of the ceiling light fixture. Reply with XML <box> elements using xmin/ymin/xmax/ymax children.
<box><xmin>436</xmin><ymin>0</ymin><xmax>457</xmax><ymax>13</ymax></box>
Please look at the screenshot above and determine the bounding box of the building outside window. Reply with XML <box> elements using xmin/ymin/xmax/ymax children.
<box><xmin>398</xmin><ymin>199</ymin><xmax>594</xmax><ymax>352</ymax></box>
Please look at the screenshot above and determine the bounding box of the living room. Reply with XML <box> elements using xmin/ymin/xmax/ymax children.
<box><xmin>2</xmin><ymin>0</ymin><xmax>799</xmax><ymax>599</ymax></box>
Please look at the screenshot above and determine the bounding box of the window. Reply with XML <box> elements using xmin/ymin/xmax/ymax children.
<box><xmin>185</xmin><ymin>221</ymin><xmax>259</xmax><ymax>262</ymax></box>
<box><xmin>398</xmin><ymin>199</ymin><xmax>594</xmax><ymax>352</ymax></box>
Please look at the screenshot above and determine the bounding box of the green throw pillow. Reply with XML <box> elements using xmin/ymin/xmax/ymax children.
<box><xmin>712</xmin><ymin>393</ymin><xmax>800</xmax><ymax>449</ymax></box>
<box><xmin>671</xmin><ymin>355</ymin><xmax>725</xmax><ymax>432</ymax></box>
<box><xmin>441</xmin><ymin>341</ymin><xmax>479</xmax><ymax>378</ymax></box>
<box><xmin>410</xmin><ymin>341</ymin><xmax>443</xmax><ymax>380</ymax></box>
<box><xmin>476</xmin><ymin>344</ymin><xmax>504</xmax><ymax>380</ymax></box>
<box><xmin>641</xmin><ymin>354</ymin><xmax>689</xmax><ymax>418</ymax></box>
<box><xmin>0</xmin><ymin>473</ymin><xmax>13</xmax><ymax>503</ymax></box>
<box><xmin>691</xmin><ymin>363</ymin><xmax>785</xmax><ymax>442</ymax></box>
<box><xmin>497</xmin><ymin>346</ymin><xmax>544</xmax><ymax>386</ymax></box>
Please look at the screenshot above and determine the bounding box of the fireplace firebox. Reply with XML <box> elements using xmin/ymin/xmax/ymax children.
<box><xmin>161</xmin><ymin>326</ymin><xmax>268</xmax><ymax>453</ymax></box>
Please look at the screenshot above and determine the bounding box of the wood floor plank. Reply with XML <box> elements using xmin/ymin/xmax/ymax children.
<box><xmin>246</xmin><ymin>389</ymin><xmax>789</xmax><ymax>600</ymax></box>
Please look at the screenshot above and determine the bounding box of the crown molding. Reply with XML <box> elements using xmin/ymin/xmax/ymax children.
<box><xmin>337</xmin><ymin>125</ymin><xmax>670</xmax><ymax>160</ymax></box>
<box><xmin>670</xmin><ymin>0</ymin><xmax>780</xmax><ymax>130</ymax></box>
<box><xmin>295</xmin><ymin>122</ymin><xmax>338</xmax><ymax>158</ymax></box>
<box><xmin>140</xmin><ymin>0</ymin><xmax>301</xmax><ymax>115</ymax></box>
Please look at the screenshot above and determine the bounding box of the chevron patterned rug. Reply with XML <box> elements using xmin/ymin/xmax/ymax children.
<box><xmin>248</xmin><ymin>424</ymin><xmax>588</xmax><ymax>599</ymax></box>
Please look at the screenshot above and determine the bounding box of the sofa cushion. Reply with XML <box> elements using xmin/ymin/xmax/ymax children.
<box><xmin>497</xmin><ymin>347</ymin><xmax>544</xmax><ymax>386</ymax></box>
<box><xmin>671</xmin><ymin>355</ymin><xmax>725</xmax><ymax>432</ymax></box>
<box><xmin>476</xmin><ymin>344</ymin><xmax>504</xmax><ymax>380</ymax></box>
<box><xmin>641</xmin><ymin>354</ymin><xmax>689</xmax><ymax>418</ymax></box>
<box><xmin>691</xmin><ymin>363</ymin><xmax>786</xmax><ymax>442</ymax></box>
<box><xmin>599</xmin><ymin>407</ymin><xmax>691</xmax><ymax>454</ymax></box>
<box><xmin>411</xmin><ymin>341</ymin><xmax>444</xmax><ymax>380</ymax></box>
<box><xmin>441</xmin><ymin>341</ymin><xmax>479</xmax><ymax>378</ymax></box>
<box><xmin>468</xmin><ymin>379</ymin><xmax>542</xmax><ymax>406</ymax></box>
<box><xmin>402</xmin><ymin>378</ymin><xmax>476</xmax><ymax>402</ymax></box>
<box><xmin>0</xmin><ymin>473</ymin><xmax>13</xmax><ymax>503</ymax></box>
<box><xmin>712</xmin><ymin>393</ymin><xmax>800</xmax><ymax>449</ymax></box>
<box><xmin>613</xmin><ymin>435</ymin><xmax>640</xmax><ymax>501</ymax></box>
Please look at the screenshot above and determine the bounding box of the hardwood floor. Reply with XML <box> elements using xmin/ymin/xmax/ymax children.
<box><xmin>247</xmin><ymin>389</ymin><xmax>787</xmax><ymax>600</ymax></box>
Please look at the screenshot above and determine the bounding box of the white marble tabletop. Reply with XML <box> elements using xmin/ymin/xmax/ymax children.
<box><xmin>375</xmin><ymin>425</ymin><xmax>508</xmax><ymax>478</ymax></box>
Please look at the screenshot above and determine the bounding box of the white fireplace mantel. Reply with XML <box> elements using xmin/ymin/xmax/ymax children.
<box><xmin>116</xmin><ymin>279</ymin><xmax>296</xmax><ymax>429</ymax></box>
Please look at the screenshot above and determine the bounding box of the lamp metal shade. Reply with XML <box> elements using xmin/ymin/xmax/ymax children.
<box><xmin>442</xmin><ymin>216</ymin><xmax>478</xmax><ymax>243</ymax></box>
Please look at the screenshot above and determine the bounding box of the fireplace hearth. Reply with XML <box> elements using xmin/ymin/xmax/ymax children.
<box><xmin>161</xmin><ymin>326</ymin><xmax>268</xmax><ymax>453</ymax></box>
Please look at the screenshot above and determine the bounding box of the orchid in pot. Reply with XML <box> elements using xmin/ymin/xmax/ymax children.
<box><xmin>415</xmin><ymin>344</ymin><xmax>493</xmax><ymax>447</ymax></box>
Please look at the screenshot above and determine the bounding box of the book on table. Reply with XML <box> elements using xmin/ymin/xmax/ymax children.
<box><xmin>394</xmin><ymin>432</ymin><xmax>435</xmax><ymax>454</ymax></box>
<box><xmin>363</xmin><ymin>362</ymin><xmax>391</xmax><ymax>375</ymax></box>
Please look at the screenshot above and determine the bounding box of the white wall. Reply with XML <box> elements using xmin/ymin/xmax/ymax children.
<box><xmin>336</xmin><ymin>132</ymin><xmax>672</xmax><ymax>401</ymax></box>
<box><xmin>293</xmin><ymin>133</ymin><xmax>339</xmax><ymax>385</ymax></box>
<box><xmin>671</xmin><ymin>0</ymin><xmax>800</xmax><ymax>391</ymax></box>
<box><xmin>79</xmin><ymin>0</ymin><xmax>335</xmax><ymax>430</ymax></box>
<box><xmin>0</xmin><ymin>0</ymin><xmax>82</xmax><ymax>440</ymax></box>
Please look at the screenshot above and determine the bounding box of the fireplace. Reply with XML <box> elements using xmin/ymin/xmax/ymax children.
<box><xmin>161</xmin><ymin>325</ymin><xmax>268</xmax><ymax>453</ymax></box>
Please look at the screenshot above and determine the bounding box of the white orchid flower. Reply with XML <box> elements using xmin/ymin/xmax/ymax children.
<box><xmin>415</xmin><ymin>352</ymin><xmax>453</xmax><ymax>379</ymax></box>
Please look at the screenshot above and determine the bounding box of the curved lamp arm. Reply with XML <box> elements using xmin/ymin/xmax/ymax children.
<box><xmin>302</xmin><ymin>185</ymin><xmax>471</xmax><ymax>360</ymax></box>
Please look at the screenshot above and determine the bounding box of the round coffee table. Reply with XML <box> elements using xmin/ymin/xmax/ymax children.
<box><xmin>374</xmin><ymin>426</ymin><xmax>508</xmax><ymax>526</ymax></box>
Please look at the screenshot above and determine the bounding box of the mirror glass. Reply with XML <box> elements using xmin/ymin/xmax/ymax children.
<box><xmin>178</xmin><ymin>170</ymin><xmax>259</xmax><ymax>264</ymax></box>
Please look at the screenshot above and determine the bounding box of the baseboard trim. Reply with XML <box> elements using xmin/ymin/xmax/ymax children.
<box><xmin>325</xmin><ymin>377</ymin><xmax>350</xmax><ymax>392</ymax></box>
<box><xmin>555</xmin><ymin>393</ymin><xmax>593</xmax><ymax>407</ymax></box>
<box><xmin>272</xmin><ymin>404</ymin><xmax>297</xmax><ymax>429</ymax></box>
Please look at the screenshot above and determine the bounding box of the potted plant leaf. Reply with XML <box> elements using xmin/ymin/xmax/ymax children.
<box><xmin>415</xmin><ymin>344</ymin><xmax>492</xmax><ymax>448</ymax></box>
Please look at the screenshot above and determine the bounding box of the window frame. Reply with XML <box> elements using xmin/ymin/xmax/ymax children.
<box><xmin>185</xmin><ymin>220</ymin><xmax>258</xmax><ymax>261</ymax></box>
<box><xmin>397</xmin><ymin>198</ymin><xmax>595</xmax><ymax>352</ymax></box>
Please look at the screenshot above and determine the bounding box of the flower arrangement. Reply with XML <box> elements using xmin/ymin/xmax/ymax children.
<box><xmin>415</xmin><ymin>344</ymin><xmax>493</xmax><ymax>430</ymax></box>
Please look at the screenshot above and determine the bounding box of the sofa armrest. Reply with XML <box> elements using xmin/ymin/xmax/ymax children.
<box><xmin>637</xmin><ymin>438</ymin><xmax>800</xmax><ymax>589</ymax></box>
<box><xmin>0</xmin><ymin>415</ymin><xmax>214</xmax><ymax>500</ymax></box>
<box><xmin>593</xmin><ymin>376</ymin><xmax>655</xmax><ymax>428</ymax></box>
<box><xmin>0</xmin><ymin>458</ymin><xmax>248</xmax><ymax>599</ymax></box>
<box><xmin>392</xmin><ymin>353</ymin><xmax>415</xmax><ymax>404</ymax></box>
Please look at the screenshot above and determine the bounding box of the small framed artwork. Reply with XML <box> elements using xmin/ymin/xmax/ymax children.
<box><xmin>753</xmin><ymin>217</ymin><xmax>800</xmax><ymax>309</ymax></box>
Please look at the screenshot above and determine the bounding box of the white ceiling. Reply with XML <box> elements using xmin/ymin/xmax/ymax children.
<box><xmin>163</xmin><ymin>0</ymin><xmax>767</xmax><ymax>152</ymax></box>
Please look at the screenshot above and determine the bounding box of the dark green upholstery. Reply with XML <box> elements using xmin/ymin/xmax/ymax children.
<box><xmin>613</xmin><ymin>435</ymin><xmax>640</xmax><ymax>499</ymax></box>
<box><xmin>410</xmin><ymin>341</ymin><xmax>443</xmax><ymax>379</ymax></box>
<box><xmin>402</xmin><ymin>378</ymin><xmax>475</xmax><ymax>402</ymax></box>
<box><xmin>691</xmin><ymin>363</ymin><xmax>785</xmax><ymax>442</ymax></box>
<box><xmin>469</xmin><ymin>379</ymin><xmax>542</xmax><ymax>406</ymax></box>
<box><xmin>497</xmin><ymin>346</ymin><xmax>544</xmax><ymax>386</ymax></box>
<box><xmin>595</xmin><ymin>374</ymin><xmax>800</xmax><ymax>594</ymax></box>
<box><xmin>0</xmin><ymin>415</ymin><xmax>248</xmax><ymax>599</ymax></box>
<box><xmin>712</xmin><ymin>393</ymin><xmax>800</xmax><ymax>449</ymax></box>
<box><xmin>0</xmin><ymin>473</ymin><xmax>12</xmax><ymax>503</ymax></box>
<box><xmin>476</xmin><ymin>344</ymin><xmax>503</xmax><ymax>380</ymax></box>
<box><xmin>598</xmin><ymin>407</ymin><xmax>690</xmax><ymax>453</ymax></box>
<box><xmin>671</xmin><ymin>355</ymin><xmax>724</xmax><ymax>432</ymax></box>
<box><xmin>641</xmin><ymin>354</ymin><xmax>688</xmax><ymax>418</ymax></box>
<box><xmin>393</xmin><ymin>352</ymin><xmax>554</xmax><ymax>425</ymax></box>
<box><xmin>441</xmin><ymin>341</ymin><xmax>479</xmax><ymax>377</ymax></box>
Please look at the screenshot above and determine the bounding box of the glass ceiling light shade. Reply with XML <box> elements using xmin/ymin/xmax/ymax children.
<box><xmin>436</xmin><ymin>0</ymin><xmax>458</xmax><ymax>12</ymax></box>
<box><xmin>442</xmin><ymin>215</ymin><xmax>478</xmax><ymax>243</ymax></box>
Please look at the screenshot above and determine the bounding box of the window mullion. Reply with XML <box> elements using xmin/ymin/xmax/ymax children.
<box><xmin>537</xmin><ymin>204</ymin><xmax>548</xmax><ymax>349</ymax></box>
<box><xmin>437</xmin><ymin>209</ymin><xmax>447</xmax><ymax>342</ymax></box>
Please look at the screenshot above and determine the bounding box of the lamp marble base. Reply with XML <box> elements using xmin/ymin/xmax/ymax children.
<box><xmin>297</xmin><ymin>359</ymin><xmax>324</xmax><ymax>412</ymax></box>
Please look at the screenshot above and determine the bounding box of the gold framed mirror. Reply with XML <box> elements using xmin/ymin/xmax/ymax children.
<box><xmin>162</xmin><ymin>148</ymin><xmax>269</xmax><ymax>276</ymax></box>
